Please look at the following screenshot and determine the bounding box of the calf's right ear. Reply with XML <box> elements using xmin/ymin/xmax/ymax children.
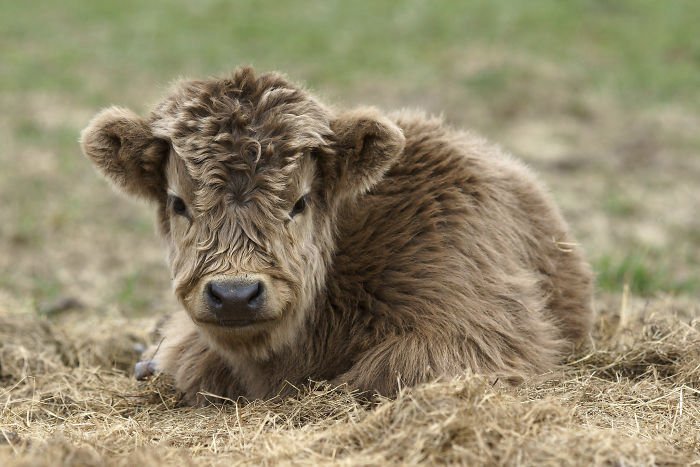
<box><xmin>80</xmin><ymin>107</ymin><xmax>168</xmax><ymax>202</ymax></box>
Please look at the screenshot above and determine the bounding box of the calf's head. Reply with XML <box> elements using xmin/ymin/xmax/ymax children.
<box><xmin>81</xmin><ymin>68</ymin><xmax>405</xmax><ymax>356</ymax></box>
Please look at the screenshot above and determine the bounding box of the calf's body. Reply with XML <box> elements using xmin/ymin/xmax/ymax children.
<box><xmin>81</xmin><ymin>68</ymin><xmax>593</xmax><ymax>404</ymax></box>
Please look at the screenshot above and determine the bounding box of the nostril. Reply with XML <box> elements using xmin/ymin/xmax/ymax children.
<box><xmin>248</xmin><ymin>281</ymin><xmax>264</xmax><ymax>306</ymax></box>
<box><xmin>206</xmin><ymin>283</ymin><xmax>223</xmax><ymax>306</ymax></box>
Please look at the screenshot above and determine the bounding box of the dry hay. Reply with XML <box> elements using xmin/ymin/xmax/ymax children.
<box><xmin>1</xmin><ymin>294</ymin><xmax>699</xmax><ymax>466</ymax></box>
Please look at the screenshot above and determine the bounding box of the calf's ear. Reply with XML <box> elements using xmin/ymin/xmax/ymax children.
<box><xmin>329</xmin><ymin>107</ymin><xmax>405</xmax><ymax>197</ymax></box>
<box><xmin>80</xmin><ymin>106</ymin><xmax>168</xmax><ymax>202</ymax></box>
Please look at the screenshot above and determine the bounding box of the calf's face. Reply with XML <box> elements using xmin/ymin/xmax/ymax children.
<box><xmin>80</xmin><ymin>69</ymin><xmax>404</xmax><ymax>355</ymax></box>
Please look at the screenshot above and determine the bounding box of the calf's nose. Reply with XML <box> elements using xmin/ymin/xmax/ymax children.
<box><xmin>205</xmin><ymin>279</ymin><xmax>265</xmax><ymax>322</ymax></box>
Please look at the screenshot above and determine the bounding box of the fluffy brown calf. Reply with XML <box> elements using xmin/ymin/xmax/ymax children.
<box><xmin>81</xmin><ymin>67</ymin><xmax>593</xmax><ymax>405</ymax></box>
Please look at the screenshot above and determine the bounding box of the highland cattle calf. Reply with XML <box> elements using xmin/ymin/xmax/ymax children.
<box><xmin>81</xmin><ymin>67</ymin><xmax>593</xmax><ymax>405</ymax></box>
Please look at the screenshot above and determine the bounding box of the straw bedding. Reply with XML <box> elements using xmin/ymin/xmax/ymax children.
<box><xmin>1</xmin><ymin>294</ymin><xmax>699</xmax><ymax>466</ymax></box>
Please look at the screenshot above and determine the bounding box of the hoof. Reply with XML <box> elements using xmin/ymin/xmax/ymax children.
<box><xmin>134</xmin><ymin>360</ymin><xmax>158</xmax><ymax>381</ymax></box>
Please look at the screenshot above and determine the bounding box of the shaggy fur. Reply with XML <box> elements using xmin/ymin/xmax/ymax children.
<box><xmin>81</xmin><ymin>67</ymin><xmax>593</xmax><ymax>405</ymax></box>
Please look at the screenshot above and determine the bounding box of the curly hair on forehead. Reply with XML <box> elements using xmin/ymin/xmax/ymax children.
<box><xmin>149</xmin><ymin>67</ymin><xmax>334</xmax><ymax>219</ymax></box>
<box><xmin>152</xmin><ymin>66</ymin><xmax>333</xmax><ymax>157</ymax></box>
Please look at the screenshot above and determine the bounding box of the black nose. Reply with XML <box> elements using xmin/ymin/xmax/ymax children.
<box><xmin>205</xmin><ymin>279</ymin><xmax>265</xmax><ymax>323</ymax></box>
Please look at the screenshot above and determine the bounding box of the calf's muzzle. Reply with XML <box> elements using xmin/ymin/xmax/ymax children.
<box><xmin>205</xmin><ymin>278</ymin><xmax>266</xmax><ymax>325</ymax></box>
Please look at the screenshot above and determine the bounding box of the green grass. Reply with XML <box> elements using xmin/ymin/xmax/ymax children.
<box><xmin>596</xmin><ymin>252</ymin><xmax>700</xmax><ymax>296</ymax></box>
<box><xmin>603</xmin><ymin>193</ymin><xmax>638</xmax><ymax>218</ymax></box>
<box><xmin>113</xmin><ymin>269</ymin><xmax>171</xmax><ymax>316</ymax></box>
<box><xmin>114</xmin><ymin>272</ymin><xmax>154</xmax><ymax>314</ymax></box>
<box><xmin>2</xmin><ymin>0</ymin><xmax>700</xmax><ymax>109</ymax></box>
<box><xmin>30</xmin><ymin>276</ymin><xmax>64</xmax><ymax>305</ymax></box>
<box><xmin>1</xmin><ymin>0</ymin><xmax>698</xmax><ymax>304</ymax></box>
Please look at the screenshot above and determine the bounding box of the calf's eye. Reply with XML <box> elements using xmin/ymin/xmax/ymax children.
<box><xmin>170</xmin><ymin>195</ymin><xmax>189</xmax><ymax>217</ymax></box>
<box><xmin>290</xmin><ymin>194</ymin><xmax>308</xmax><ymax>218</ymax></box>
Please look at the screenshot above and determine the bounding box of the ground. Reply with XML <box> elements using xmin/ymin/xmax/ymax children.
<box><xmin>1</xmin><ymin>1</ymin><xmax>699</xmax><ymax>465</ymax></box>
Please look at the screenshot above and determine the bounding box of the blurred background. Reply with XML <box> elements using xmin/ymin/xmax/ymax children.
<box><xmin>1</xmin><ymin>0</ymin><xmax>699</xmax><ymax>319</ymax></box>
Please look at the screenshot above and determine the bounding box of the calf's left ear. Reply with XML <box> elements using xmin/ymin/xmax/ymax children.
<box><xmin>329</xmin><ymin>107</ymin><xmax>405</xmax><ymax>197</ymax></box>
<box><xmin>80</xmin><ymin>106</ymin><xmax>169</xmax><ymax>202</ymax></box>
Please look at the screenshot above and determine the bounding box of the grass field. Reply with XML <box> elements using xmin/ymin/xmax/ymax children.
<box><xmin>1</xmin><ymin>1</ymin><xmax>699</xmax><ymax>464</ymax></box>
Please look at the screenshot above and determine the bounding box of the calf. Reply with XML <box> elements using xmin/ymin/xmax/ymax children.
<box><xmin>81</xmin><ymin>67</ymin><xmax>593</xmax><ymax>405</ymax></box>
